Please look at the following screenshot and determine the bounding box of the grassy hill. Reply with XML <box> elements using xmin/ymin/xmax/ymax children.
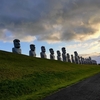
<box><xmin>0</xmin><ymin>50</ymin><xmax>100</xmax><ymax>100</ymax></box>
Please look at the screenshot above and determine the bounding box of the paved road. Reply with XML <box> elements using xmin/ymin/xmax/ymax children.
<box><xmin>43</xmin><ymin>73</ymin><xmax>100</xmax><ymax>100</ymax></box>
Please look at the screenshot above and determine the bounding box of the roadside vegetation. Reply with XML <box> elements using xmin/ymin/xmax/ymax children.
<box><xmin>0</xmin><ymin>50</ymin><xmax>100</xmax><ymax>100</ymax></box>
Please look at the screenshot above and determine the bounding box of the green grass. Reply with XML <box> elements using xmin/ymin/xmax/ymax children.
<box><xmin>0</xmin><ymin>50</ymin><xmax>100</xmax><ymax>100</ymax></box>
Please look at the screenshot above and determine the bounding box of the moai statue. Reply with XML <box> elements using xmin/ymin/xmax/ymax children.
<box><xmin>71</xmin><ymin>55</ymin><xmax>75</xmax><ymax>63</ymax></box>
<box><xmin>62</xmin><ymin>47</ymin><xmax>68</xmax><ymax>62</ymax></box>
<box><xmin>12</xmin><ymin>39</ymin><xmax>21</xmax><ymax>54</ymax></box>
<box><xmin>57</xmin><ymin>50</ymin><xmax>61</xmax><ymax>61</ymax></box>
<box><xmin>85</xmin><ymin>58</ymin><xmax>88</xmax><ymax>64</ymax></box>
<box><xmin>29</xmin><ymin>44</ymin><xmax>36</xmax><ymax>57</ymax></box>
<box><xmin>89</xmin><ymin>57</ymin><xmax>92</xmax><ymax>64</ymax></box>
<box><xmin>95</xmin><ymin>60</ymin><xmax>97</xmax><ymax>65</ymax></box>
<box><xmin>80</xmin><ymin>57</ymin><xmax>84</xmax><ymax>64</ymax></box>
<box><xmin>40</xmin><ymin>46</ymin><xmax>47</xmax><ymax>58</ymax></box>
<box><xmin>78</xmin><ymin>56</ymin><xmax>82</xmax><ymax>64</ymax></box>
<box><xmin>86</xmin><ymin>58</ymin><xmax>89</xmax><ymax>64</ymax></box>
<box><xmin>91</xmin><ymin>60</ymin><xmax>97</xmax><ymax>65</ymax></box>
<box><xmin>49</xmin><ymin>48</ymin><xmax>55</xmax><ymax>60</ymax></box>
<box><xmin>84</xmin><ymin>58</ymin><xmax>86</xmax><ymax>64</ymax></box>
<box><xmin>67</xmin><ymin>53</ymin><xmax>71</xmax><ymax>63</ymax></box>
<box><xmin>74</xmin><ymin>51</ymin><xmax>79</xmax><ymax>64</ymax></box>
<box><xmin>82</xmin><ymin>58</ymin><xmax>85</xmax><ymax>64</ymax></box>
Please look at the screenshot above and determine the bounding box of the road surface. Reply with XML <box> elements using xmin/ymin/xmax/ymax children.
<box><xmin>43</xmin><ymin>73</ymin><xmax>100</xmax><ymax>100</ymax></box>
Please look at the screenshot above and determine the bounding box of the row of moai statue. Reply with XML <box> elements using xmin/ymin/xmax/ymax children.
<box><xmin>12</xmin><ymin>39</ymin><xmax>97</xmax><ymax>65</ymax></box>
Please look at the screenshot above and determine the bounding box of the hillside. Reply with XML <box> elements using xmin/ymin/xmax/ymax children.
<box><xmin>0</xmin><ymin>50</ymin><xmax>100</xmax><ymax>100</ymax></box>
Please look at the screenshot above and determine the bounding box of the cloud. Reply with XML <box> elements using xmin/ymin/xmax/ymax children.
<box><xmin>38</xmin><ymin>32</ymin><xmax>62</xmax><ymax>44</ymax></box>
<box><xmin>80</xmin><ymin>52</ymin><xmax>100</xmax><ymax>58</ymax></box>
<box><xmin>66</xmin><ymin>40</ymin><xmax>100</xmax><ymax>53</ymax></box>
<box><xmin>98</xmin><ymin>40</ymin><xmax>100</xmax><ymax>43</ymax></box>
<box><xmin>0</xmin><ymin>30</ymin><xmax>36</xmax><ymax>42</ymax></box>
<box><xmin>0</xmin><ymin>0</ymin><xmax>100</xmax><ymax>42</ymax></box>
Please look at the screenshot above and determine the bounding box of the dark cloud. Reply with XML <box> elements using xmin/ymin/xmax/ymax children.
<box><xmin>0</xmin><ymin>0</ymin><xmax>100</xmax><ymax>42</ymax></box>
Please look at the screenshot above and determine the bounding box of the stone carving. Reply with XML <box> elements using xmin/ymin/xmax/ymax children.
<box><xmin>89</xmin><ymin>57</ymin><xmax>92</xmax><ymax>64</ymax></box>
<box><xmin>83</xmin><ymin>58</ymin><xmax>85</xmax><ymax>64</ymax></box>
<box><xmin>57</xmin><ymin>50</ymin><xmax>61</xmax><ymax>61</ymax></box>
<box><xmin>67</xmin><ymin>53</ymin><xmax>71</xmax><ymax>63</ymax></box>
<box><xmin>12</xmin><ymin>39</ymin><xmax>21</xmax><ymax>54</ymax></box>
<box><xmin>74</xmin><ymin>51</ymin><xmax>79</xmax><ymax>64</ymax></box>
<box><xmin>80</xmin><ymin>57</ymin><xmax>84</xmax><ymax>64</ymax></box>
<box><xmin>49</xmin><ymin>48</ymin><xmax>55</xmax><ymax>60</ymax></box>
<box><xmin>71</xmin><ymin>55</ymin><xmax>75</xmax><ymax>63</ymax></box>
<box><xmin>29</xmin><ymin>44</ymin><xmax>36</xmax><ymax>57</ymax></box>
<box><xmin>62</xmin><ymin>47</ymin><xmax>68</xmax><ymax>62</ymax></box>
<box><xmin>82</xmin><ymin>57</ymin><xmax>97</xmax><ymax>65</ymax></box>
<box><xmin>78</xmin><ymin>56</ymin><xmax>82</xmax><ymax>64</ymax></box>
<box><xmin>83</xmin><ymin>58</ymin><xmax>86</xmax><ymax>64</ymax></box>
<box><xmin>91</xmin><ymin>60</ymin><xmax>97</xmax><ymax>65</ymax></box>
<box><xmin>85</xmin><ymin>58</ymin><xmax>89</xmax><ymax>64</ymax></box>
<box><xmin>40</xmin><ymin>46</ymin><xmax>47</xmax><ymax>58</ymax></box>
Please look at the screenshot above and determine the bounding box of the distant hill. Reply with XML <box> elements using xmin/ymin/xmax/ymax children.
<box><xmin>0</xmin><ymin>50</ymin><xmax>100</xmax><ymax>100</ymax></box>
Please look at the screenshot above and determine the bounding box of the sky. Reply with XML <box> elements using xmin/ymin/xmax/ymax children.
<box><xmin>0</xmin><ymin>0</ymin><xmax>100</xmax><ymax>63</ymax></box>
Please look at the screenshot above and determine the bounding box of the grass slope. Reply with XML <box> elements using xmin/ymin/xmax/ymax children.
<box><xmin>0</xmin><ymin>50</ymin><xmax>100</xmax><ymax>100</ymax></box>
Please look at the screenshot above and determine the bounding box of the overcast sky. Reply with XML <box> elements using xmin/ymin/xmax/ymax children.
<box><xmin>0</xmin><ymin>0</ymin><xmax>100</xmax><ymax>63</ymax></box>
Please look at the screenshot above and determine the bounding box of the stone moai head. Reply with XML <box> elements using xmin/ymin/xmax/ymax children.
<box><xmin>78</xmin><ymin>56</ymin><xmax>81</xmax><ymax>64</ymax></box>
<box><xmin>41</xmin><ymin>46</ymin><xmax>46</xmax><ymax>53</ymax></box>
<box><xmin>80</xmin><ymin>56</ymin><xmax>82</xmax><ymax>60</ymax></box>
<box><xmin>29</xmin><ymin>44</ymin><xmax>36</xmax><ymax>57</ymax></box>
<box><xmin>74</xmin><ymin>51</ymin><xmax>78</xmax><ymax>56</ymax></box>
<box><xmin>71</xmin><ymin>54</ymin><xmax>75</xmax><ymax>63</ymax></box>
<box><xmin>57</xmin><ymin>50</ymin><xmax>61</xmax><ymax>61</ymax></box>
<box><xmin>12</xmin><ymin>39</ymin><xmax>21</xmax><ymax>54</ymax></box>
<box><xmin>71</xmin><ymin>55</ymin><xmax>74</xmax><ymax>58</ymax></box>
<box><xmin>82</xmin><ymin>57</ymin><xmax>84</xmax><ymax>64</ymax></box>
<box><xmin>62</xmin><ymin>47</ymin><xmax>66</xmax><ymax>54</ymax></box>
<box><xmin>74</xmin><ymin>51</ymin><xmax>79</xmax><ymax>64</ymax></box>
<box><xmin>67</xmin><ymin>53</ymin><xmax>71</xmax><ymax>62</ymax></box>
<box><xmin>67</xmin><ymin>53</ymin><xmax>70</xmax><ymax>58</ymax></box>
<box><xmin>49</xmin><ymin>48</ymin><xmax>55</xmax><ymax>60</ymax></box>
<box><xmin>89</xmin><ymin>57</ymin><xmax>92</xmax><ymax>64</ymax></box>
<box><xmin>49</xmin><ymin>48</ymin><xmax>54</xmax><ymax>55</ymax></box>
<box><xmin>62</xmin><ymin>47</ymin><xmax>68</xmax><ymax>62</ymax></box>
<box><xmin>78</xmin><ymin>56</ymin><xmax>80</xmax><ymax>59</ymax></box>
<box><xmin>82</xmin><ymin>57</ymin><xmax>85</xmax><ymax>64</ymax></box>
<box><xmin>89</xmin><ymin>57</ymin><xmax>91</xmax><ymax>60</ymax></box>
<box><xmin>80</xmin><ymin>57</ymin><xmax>83</xmax><ymax>62</ymax></box>
<box><xmin>30</xmin><ymin>44</ymin><xmax>35</xmax><ymax>51</ymax></box>
<box><xmin>13</xmin><ymin>39</ymin><xmax>20</xmax><ymax>48</ymax></box>
<box><xmin>57</xmin><ymin>50</ymin><xmax>61</xmax><ymax>56</ymax></box>
<box><xmin>40</xmin><ymin>46</ymin><xmax>47</xmax><ymax>58</ymax></box>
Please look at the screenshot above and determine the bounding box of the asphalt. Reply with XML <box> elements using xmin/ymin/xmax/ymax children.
<box><xmin>43</xmin><ymin>73</ymin><xmax>100</xmax><ymax>100</ymax></box>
